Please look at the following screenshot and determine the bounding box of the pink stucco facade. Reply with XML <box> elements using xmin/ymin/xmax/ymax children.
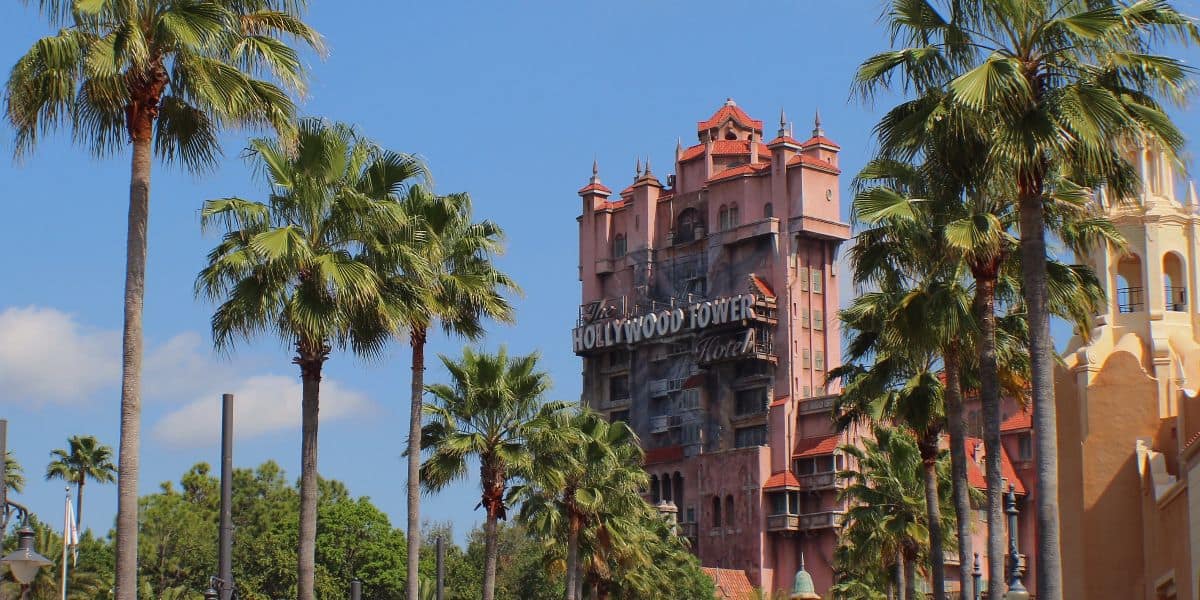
<box><xmin>572</xmin><ymin>100</ymin><xmax>852</xmax><ymax>593</ymax></box>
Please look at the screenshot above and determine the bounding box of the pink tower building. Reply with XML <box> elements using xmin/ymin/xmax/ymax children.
<box><xmin>572</xmin><ymin>99</ymin><xmax>852</xmax><ymax>593</ymax></box>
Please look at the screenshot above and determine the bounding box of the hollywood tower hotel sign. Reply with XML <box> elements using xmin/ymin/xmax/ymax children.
<box><xmin>572</xmin><ymin>99</ymin><xmax>852</xmax><ymax>595</ymax></box>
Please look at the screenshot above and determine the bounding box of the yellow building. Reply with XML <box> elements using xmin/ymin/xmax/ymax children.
<box><xmin>1057</xmin><ymin>138</ymin><xmax>1200</xmax><ymax>600</ymax></box>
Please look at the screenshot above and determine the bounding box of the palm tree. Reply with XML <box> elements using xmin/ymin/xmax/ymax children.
<box><xmin>5</xmin><ymin>3</ymin><xmax>322</xmax><ymax>596</ymax></box>
<box><xmin>4</xmin><ymin>454</ymin><xmax>26</xmax><ymax>494</ymax></box>
<box><xmin>379</xmin><ymin>186</ymin><xmax>519</xmax><ymax>600</ymax></box>
<box><xmin>515</xmin><ymin>410</ymin><xmax>644</xmax><ymax>600</ymax></box>
<box><xmin>45</xmin><ymin>435</ymin><xmax>117</xmax><ymax>532</ymax></box>
<box><xmin>196</xmin><ymin>119</ymin><xmax>424</xmax><ymax>600</ymax></box>
<box><xmin>420</xmin><ymin>347</ymin><xmax>570</xmax><ymax>600</ymax></box>
<box><xmin>836</xmin><ymin>425</ymin><xmax>956</xmax><ymax>600</ymax></box>
<box><xmin>855</xmin><ymin>3</ymin><xmax>1198</xmax><ymax>597</ymax></box>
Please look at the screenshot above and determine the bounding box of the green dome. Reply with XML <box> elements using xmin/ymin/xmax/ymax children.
<box><xmin>791</xmin><ymin>569</ymin><xmax>816</xmax><ymax>595</ymax></box>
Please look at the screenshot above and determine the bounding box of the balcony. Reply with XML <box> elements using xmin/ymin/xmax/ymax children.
<box><xmin>799</xmin><ymin>511</ymin><xmax>845</xmax><ymax>531</ymax></box>
<box><xmin>799</xmin><ymin>471</ymin><xmax>841</xmax><ymax>490</ymax></box>
<box><xmin>798</xmin><ymin>395</ymin><xmax>836</xmax><ymax>415</ymax></box>
<box><xmin>1118</xmin><ymin>286</ymin><xmax>1144</xmax><ymax>313</ymax></box>
<box><xmin>649</xmin><ymin>415</ymin><xmax>681</xmax><ymax>433</ymax></box>
<box><xmin>679</xmin><ymin>522</ymin><xmax>698</xmax><ymax>538</ymax></box>
<box><xmin>766</xmin><ymin>513</ymin><xmax>800</xmax><ymax>532</ymax></box>
<box><xmin>713</xmin><ymin>218</ymin><xmax>780</xmax><ymax>246</ymax></box>
<box><xmin>649</xmin><ymin>378</ymin><xmax>684</xmax><ymax>398</ymax></box>
<box><xmin>595</xmin><ymin>257</ymin><xmax>616</xmax><ymax>275</ymax></box>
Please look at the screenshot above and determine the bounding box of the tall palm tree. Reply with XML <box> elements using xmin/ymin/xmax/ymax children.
<box><xmin>45</xmin><ymin>435</ymin><xmax>116</xmax><ymax>532</ymax></box>
<box><xmin>420</xmin><ymin>347</ymin><xmax>570</xmax><ymax>600</ymax></box>
<box><xmin>379</xmin><ymin>186</ymin><xmax>519</xmax><ymax>600</ymax></box>
<box><xmin>515</xmin><ymin>410</ymin><xmax>644</xmax><ymax>600</ymax></box>
<box><xmin>855</xmin><ymin>3</ymin><xmax>1198</xmax><ymax>597</ymax></box>
<box><xmin>5</xmin><ymin>3</ymin><xmax>322</xmax><ymax>596</ymax></box>
<box><xmin>196</xmin><ymin>119</ymin><xmax>425</xmax><ymax>600</ymax></box>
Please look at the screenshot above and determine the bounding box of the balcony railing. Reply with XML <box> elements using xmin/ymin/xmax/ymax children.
<box><xmin>798</xmin><ymin>395</ymin><xmax>836</xmax><ymax>415</ymax></box>
<box><xmin>649</xmin><ymin>378</ymin><xmax>684</xmax><ymax>397</ymax></box>
<box><xmin>649</xmin><ymin>415</ymin><xmax>681</xmax><ymax>433</ymax></box>
<box><xmin>1166</xmin><ymin>285</ymin><xmax>1188</xmax><ymax>311</ymax></box>
<box><xmin>1118</xmin><ymin>286</ymin><xmax>1144</xmax><ymax>313</ymax></box>
<box><xmin>766</xmin><ymin>513</ymin><xmax>800</xmax><ymax>532</ymax></box>
<box><xmin>767</xmin><ymin>510</ymin><xmax>846</xmax><ymax>532</ymax></box>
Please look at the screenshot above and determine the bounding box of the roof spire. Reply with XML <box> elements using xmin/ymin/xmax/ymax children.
<box><xmin>813</xmin><ymin>108</ymin><xmax>824</xmax><ymax>138</ymax></box>
<box><xmin>676</xmin><ymin>138</ymin><xmax>684</xmax><ymax>160</ymax></box>
<box><xmin>1189</xmin><ymin>180</ymin><xmax>1198</xmax><ymax>207</ymax></box>
<box><xmin>644</xmin><ymin>157</ymin><xmax>653</xmax><ymax>175</ymax></box>
<box><xmin>800</xmin><ymin>552</ymin><xmax>806</xmax><ymax>571</ymax></box>
<box><xmin>635</xmin><ymin>156</ymin><xmax>642</xmax><ymax>181</ymax></box>
<box><xmin>589</xmin><ymin>158</ymin><xmax>601</xmax><ymax>185</ymax></box>
<box><xmin>778</xmin><ymin>108</ymin><xmax>788</xmax><ymax>138</ymax></box>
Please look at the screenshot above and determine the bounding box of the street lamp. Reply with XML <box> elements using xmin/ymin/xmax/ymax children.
<box><xmin>1</xmin><ymin>524</ymin><xmax>54</xmax><ymax>598</ymax></box>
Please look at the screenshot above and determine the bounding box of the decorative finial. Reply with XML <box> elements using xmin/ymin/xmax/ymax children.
<box><xmin>589</xmin><ymin>158</ymin><xmax>601</xmax><ymax>185</ymax></box>
<box><xmin>800</xmin><ymin>552</ymin><xmax>806</xmax><ymax>571</ymax></box>
<box><xmin>813</xmin><ymin>108</ymin><xmax>824</xmax><ymax>138</ymax></box>
<box><xmin>1189</xmin><ymin>180</ymin><xmax>1198</xmax><ymax>207</ymax></box>
<box><xmin>725</xmin><ymin>97</ymin><xmax>736</xmax><ymax>107</ymax></box>
<box><xmin>644</xmin><ymin>157</ymin><xmax>652</xmax><ymax>175</ymax></box>
<box><xmin>778</xmin><ymin>108</ymin><xmax>788</xmax><ymax>138</ymax></box>
<box><xmin>676</xmin><ymin>137</ymin><xmax>683</xmax><ymax>159</ymax></box>
<box><xmin>635</xmin><ymin>156</ymin><xmax>642</xmax><ymax>181</ymax></box>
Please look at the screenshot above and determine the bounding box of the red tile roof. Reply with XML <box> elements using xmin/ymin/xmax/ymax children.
<box><xmin>644</xmin><ymin>445</ymin><xmax>684</xmax><ymax>465</ymax></box>
<box><xmin>787</xmin><ymin>153</ymin><xmax>842</xmax><ymax>174</ymax></box>
<box><xmin>1000</xmin><ymin>410</ymin><xmax>1032</xmax><ymax>432</ymax></box>
<box><xmin>767</xmin><ymin>135</ymin><xmax>803</xmax><ymax>147</ymax></box>
<box><xmin>698</xmin><ymin>102</ymin><xmax>764</xmax><ymax>131</ymax></box>
<box><xmin>802</xmin><ymin>135</ymin><xmax>842</xmax><ymax>149</ymax></box>
<box><xmin>577</xmin><ymin>182</ymin><xmax>612</xmax><ymax>195</ymax></box>
<box><xmin>750</xmin><ymin>274</ymin><xmax>775</xmax><ymax>298</ymax></box>
<box><xmin>679</xmin><ymin>140</ymin><xmax>775</xmax><ymax>162</ymax></box>
<box><xmin>965</xmin><ymin>437</ymin><xmax>1027</xmax><ymax>494</ymax></box>
<box><xmin>770</xmin><ymin>396</ymin><xmax>789</xmax><ymax>408</ymax></box>
<box><xmin>708</xmin><ymin>161</ymin><xmax>771</xmax><ymax>183</ymax></box>
<box><xmin>702</xmin><ymin>567</ymin><xmax>755</xmax><ymax>600</ymax></box>
<box><xmin>794</xmin><ymin>434</ymin><xmax>841</xmax><ymax>458</ymax></box>
<box><xmin>763</xmin><ymin>471</ymin><xmax>802</xmax><ymax>490</ymax></box>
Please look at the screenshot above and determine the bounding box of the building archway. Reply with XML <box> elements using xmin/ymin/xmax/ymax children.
<box><xmin>1117</xmin><ymin>254</ymin><xmax>1145</xmax><ymax>313</ymax></box>
<box><xmin>1163</xmin><ymin>252</ymin><xmax>1187</xmax><ymax>311</ymax></box>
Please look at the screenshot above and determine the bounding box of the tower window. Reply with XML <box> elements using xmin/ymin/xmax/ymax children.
<box><xmin>728</xmin><ymin>203</ymin><xmax>739</xmax><ymax>228</ymax></box>
<box><xmin>1164</xmin><ymin>252</ymin><xmax>1187</xmax><ymax>311</ymax></box>
<box><xmin>813</xmin><ymin>310</ymin><xmax>824</xmax><ymax>331</ymax></box>
<box><xmin>719</xmin><ymin>205</ymin><xmax>729</xmax><ymax>230</ymax></box>
<box><xmin>725</xmin><ymin>495</ymin><xmax>735</xmax><ymax>527</ymax></box>
<box><xmin>613</xmin><ymin>234</ymin><xmax>627</xmax><ymax>258</ymax></box>
<box><xmin>811</xmin><ymin>268</ymin><xmax>823</xmax><ymax>293</ymax></box>
<box><xmin>712</xmin><ymin>495</ymin><xmax>722</xmax><ymax>528</ymax></box>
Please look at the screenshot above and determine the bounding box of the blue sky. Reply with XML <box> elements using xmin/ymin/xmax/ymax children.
<box><xmin>1</xmin><ymin>0</ymin><xmax>1199</xmax><ymax>545</ymax></box>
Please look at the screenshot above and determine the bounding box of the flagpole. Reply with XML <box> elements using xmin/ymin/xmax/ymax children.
<box><xmin>61</xmin><ymin>486</ymin><xmax>69</xmax><ymax>600</ymax></box>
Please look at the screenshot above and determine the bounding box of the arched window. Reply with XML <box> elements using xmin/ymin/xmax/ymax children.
<box><xmin>1164</xmin><ymin>252</ymin><xmax>1187</xmax><ymax>311</ymax></box>
<box><xmin>718</xmin><ymin>205</ymin><xmax>729</xmax><ymax>230</ymax></box>
<box><xmin>724</xmin><ymin>495</ymin><xmax>735</xmax><ymax>527</ymax></box>
<box><xmin>724</xmin><ymin>129</ymin><xmax>738</xmax><ymax>141</ymax></box>
<box><xmin>728</xmin><ymin>203</ymin><xmax>739</xmax><ymax>228</ymax></box>
<box><xmin>650</xmin><ymin>475</ymin><xmax>660</xmax><ymax>504</ymax></box>
<box><xmin>662</xmin><ymin>473</ymin><xmax>672</xmax><ymax>502</ymax></box>
<box><xmin>763</xmin><ymin>203</ymin><xmax>773</xmax><ymax>219</ymax></box>
<box><xmin>711</xmin><ymin>495</ymin><xmax>722</xmax><ymax>528</ymax></box>
<box><xmin>613</xmin><ymin>234</ymin><xmax>627</xmax><ymax>258</ymax></box>
<box><xmin>675</xmin><ymin>208</ymin><xmax>702</xmax><ymax>244</ymax></box>
<box><xmin>1117</xmin><ymin>254</ymin><xmax>1145</xmax><ymax>313</ymax></box>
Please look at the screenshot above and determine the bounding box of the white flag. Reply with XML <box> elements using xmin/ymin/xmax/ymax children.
<box><xmin>65</xmin><ymin>496</ymin><xmax>79</xmax><ymax>566</ymax></box>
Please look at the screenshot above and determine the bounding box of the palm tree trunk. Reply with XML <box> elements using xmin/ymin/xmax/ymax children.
<box><xmin>296</xmin><ymin>351</ymin><xmax>323</xmax><ymax>600</ymax></box>
<box><xmin>944</xmin><ymin>347</ymin><xmax>973</xmax><ymax>591</ymax></box>
<box><xmin>114</xmin><ymin>121</ymin><xmax>153</xmax><ymax>600</ymax></box>
<box><xmin>920</xmin><ymin>434</ymin><xmax>946</xmax><ymax>600</ymax></box>
<box><xmin>406</xmin><ymin>327</ymin><xmax>427</xmax><ymax>600</ymax></box>
<box><xmin>76</xmin><ymin>476</ymin><xmax>84</xmax><ymax>532</ymax></box>
<box><xmin>974</xmin><ymin>274</ymin><xmax>1005</xmax><ymax>600</ymax></box>
<box><xmin>904</xmin><ymin>555</ymin><xmax>917</xmax><ymax>600</ymax></box>
<box><xmin>1020</xmin><ymin>172</ymin><xmax>1061</xmax><ymax>600</ymax></box>
<box><xmin>565</xmin><ymin>511</ymin><xmax>580</xmax><ymax>600</ymax></box>
<box><xmin>896</xmin><ymin>551</ymin><xmax>906</xmax><ymax>600</ymax></box>
<box><xmin>482</xmin><ymin>513</ymin><xmax>500</xmax><ymax>600</ymax></box>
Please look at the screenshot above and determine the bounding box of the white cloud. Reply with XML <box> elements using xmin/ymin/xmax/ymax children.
<box><xmin>142</xmin><ymin>331</ymin><xmax>242</xmax><ymax>403</ymax></box>
<box><xmin>152</xmin><ymin>374</ymin><xmax>374</xmax><ymax>448</ymax></box>
<box><xmin>0</xmin><ymin>306</ymin><xmax>119</xmax><ymax>404</ymax></box>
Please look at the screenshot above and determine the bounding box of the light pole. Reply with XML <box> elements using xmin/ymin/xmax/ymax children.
<box><xmin>1004</xmin><ymin>484</ymin><xmax>1029</xmax><ymax>600</ymax></box>
<box><xmin>1</xmin><ymin>522</ymin><xmax>54</xmax><ymax>600</ymax></box>
<box><xmin>972</xmin><ymin>553</ymin><xmax>982</xmax><ymax>600</ymax></box>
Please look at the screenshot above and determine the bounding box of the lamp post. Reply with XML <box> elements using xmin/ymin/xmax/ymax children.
<box><xmin>972</xmin><ymin>553</ymin><xmax>982</xmax><ymax>600</ymax></box>
<box><xmin>1</xmin><ymin>523</ymin><xmax>54</xmax><ymax>600</ymax></box>
<box><xmin>1004</xmin><ymin>484</ymin><xmax>1029</xmax><ymax>600</ymax></box>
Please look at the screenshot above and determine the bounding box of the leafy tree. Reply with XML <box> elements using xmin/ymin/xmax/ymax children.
<box><xmin>45</xmin><ymin>435</ymin><xmax>116</xmax><ymax>532</ymax></box>
<box><xmin>196</xmin><ymin>118</ymin><xmax>424</xmax><ymax>600</ymax></box>
<box><xmin>420</xmin><ymin>347</ymin><xmax>569</xmax><ymax>600</ymax></box>
<box><xmin>379</xmin><ymin>186</ymin><xmax>518</xmax><ymax>600</ymax></box>
<box><xmin>5</xmin><ymin>3</ymin><xmax>322</xmax><ymax>594</ymax></box>
<box><xmin>855</xmin><ymin>3</ymin><xmax>1199</xmax><ymax>597</ymax></box>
